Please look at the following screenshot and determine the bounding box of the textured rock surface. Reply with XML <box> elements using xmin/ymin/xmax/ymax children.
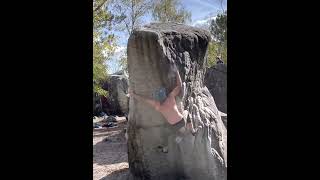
<box><xmin>127</xmin><ymin>23</ymin><xmax>227</xmax><ymax>180</ymax></box>
<box><xmin>204</xmin><ymin>64</ymin><xmax>227</xmax><ymax>113</ymax></box>
<box><xmin>93</xmin><ymin>92</ymin><xmax>102</xmax><ymax>116</ymax></box>
<box><xmin>219</xmin><ymin>111</ymin><xmax>227</xmax><ymax>128</ymax></box>
<box><xmin>102</xmin><ymin>70</ymin><xmax>129</xmax><ymax>116</ymax></box>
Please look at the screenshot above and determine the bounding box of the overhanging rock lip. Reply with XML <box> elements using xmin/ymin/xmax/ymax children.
<box><xmin>129</xmin><ymin>29</ymin><xmax>162</xmax><ymax>44</ymax></box>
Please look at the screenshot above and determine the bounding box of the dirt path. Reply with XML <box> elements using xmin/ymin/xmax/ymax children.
<box><xmin>93</xmin><ymin>118</ymin><xmax>129</xmax><ymax>180</ymax></box>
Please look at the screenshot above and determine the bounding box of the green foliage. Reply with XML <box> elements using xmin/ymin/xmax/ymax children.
<box><xmin>210</xmin><ymin>11</ymin><xmax>227</xmax><ymax>43</ymax></box>
<box><xmin>207</xmin><ymin>41</ymin><xmax>218</xmax><ymax>67</ymax></box>
<box><xmin>94</xmin><ymin>85</ymin><xmax>109</xmax><ymax>97</ymax></box>
<box><xmin>221</xmin><ymin>45</ymin><xmax>227</xmax><ymax>64</ymax></box>
<box><xmin>208</xmin><ymin>11</ymin><xmax>227</xmax><ymax>65</ymax></box>
<box><xmin>152</xmin><ymin>0</ymin><xmax>191</xmax><ymax>23</ymax></box>
<box><xmin>207</xmin><ymin>41</ymin><xmax>227</xmax><ymax>67</ymax></box>
<box><xmin>119</xmin><ymin>52</ymin><xmax>128</xmax><ymax>72</ymax></box>
<box><xmin>93</xmin><ymin>0</ymin><xmax>118</xmax><ymax>96</ymax></box>
<box><xmin>111</xmin><ymin>0</ymin><xmax>152</xmax><ymax>71</ymax></box>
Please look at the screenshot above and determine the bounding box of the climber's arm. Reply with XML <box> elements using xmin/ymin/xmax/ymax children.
<box><xmin>169</xmin><ymin>70</ymin><xmax>182</xmax><ymax>97</ymax></box>
<box><xmin>129</xmin><ymin>89</ymin><xmax>160</xmax><ymax>110</ymax></box>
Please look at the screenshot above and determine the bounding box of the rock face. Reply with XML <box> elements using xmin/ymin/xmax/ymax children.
<box><xmin>127</xmin><ymin>23</ymin><xmax>227</xmax><ymax>180</ymax></box>
<box><xmin>102</xmin><ymin>70</ymin><xmax>129</xmax><ymax>116</ymax></box>
<box><xmin>219</xmin><ymin>111</ymin><xmax>227</xmax><ymax>128</ymax></box>
<box><xmin>93</xmin><ymin>92</ymin><xmax>103</xmax><ymax>116</ymax></box>
<box><xmin>204</xmin><ymin>64</ymin><xmax>227</xmax><ymax>113</ymax></box>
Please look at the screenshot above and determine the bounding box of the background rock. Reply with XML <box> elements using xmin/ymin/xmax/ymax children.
<box><xmin>102</xmin><ymin>70</ymin><xmax>129</xmax><ymax>116</ymax></box>
<box><xmin>204</xmin><ymin>63</ymin><xmax>227</xmax><ymax>113</ymax></box>
<box><xmin>127</xmin><ymin>23</ymin><xmax>227</xmax><ymax>180</ymax></box>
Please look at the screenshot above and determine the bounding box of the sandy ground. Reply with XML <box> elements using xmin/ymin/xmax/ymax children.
<box><xmin>93</xmin><ymin>117</ymin><xmax>129</xmax><ymax>180</ymax></box>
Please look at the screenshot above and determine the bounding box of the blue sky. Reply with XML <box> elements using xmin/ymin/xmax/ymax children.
<box><xmin>107</xmin><ymin>0</ymin><xmax>227</xmax><ymax>73</ymax></box>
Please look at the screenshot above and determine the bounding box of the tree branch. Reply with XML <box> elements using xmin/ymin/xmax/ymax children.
<box><xmin>94</xmin><ymin>0</ymin><xmax>108</xmax><ymax>12</ymax></box>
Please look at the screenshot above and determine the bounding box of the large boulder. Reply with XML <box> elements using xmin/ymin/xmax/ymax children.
<box><xmin>102</xmin><ymin>70</ymin><xmax>129</xmax><ymax>116</ymax></box>
<box><xmin>127</xmin><ymin>23</ymin><xmax>227</xmax><ymax>180</ymax></box>
<box><xmin>204</xmin><ymin>63</ymin><xmax>227</xmax><ymax>113</ymax></box>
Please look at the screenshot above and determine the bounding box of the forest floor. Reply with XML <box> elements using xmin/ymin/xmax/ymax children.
<box><xmin>93</xmin><ymin>116</ymin><xmax>129</xmax><ymax>180</ymax></box>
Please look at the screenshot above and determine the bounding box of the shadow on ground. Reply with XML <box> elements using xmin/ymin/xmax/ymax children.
<box><xmin>93</xmin><ymin>131</ymin><xmax>128</xmax><ymax>166</ymax></box>
<box><xmin>99</xmin><ymin>168</ymin><xmax>129</xmax><ymax>180</ymax></box>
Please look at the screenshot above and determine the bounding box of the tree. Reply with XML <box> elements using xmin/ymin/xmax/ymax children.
<box><xmin>111</xmin><ymin>0</ymin><xmax>153</xmax><ymax>72</ymax></box>
<box><xmin>207</xmin><ymin>11</ymin><xmax>227</xmax><ymax>66</ymax></box>
<box><xmin>119</xmin><ymin>53</ymin><xmax>128</xmax><ymax>72</ymax></box>
<box><xmin>217</xmin><ymin>0</ymin><xmax>226</xmax><ymax>13</ymax></box>
<box><xmin>93</xmin><ymin>0</ymin><xmax>121</xmax><ymax>96</ymax></box>
<box><xmin>210</xmin><ymin>11</ymin><xmax>227</xmax><ymax>44</ymax></box>
<box><xmin>207</xmin><ymin>41</ymin><xmax>219</xmax><ymax>67</ymax></box>
<box><xmin>113</xmin><ymin>0</ymin><xmax>153</xmax><ymax>36</ymax></box>
<box><xmin>152</xmin><ymin>0</ymin><xmax>191</xmax><ymax>23</ymax></box>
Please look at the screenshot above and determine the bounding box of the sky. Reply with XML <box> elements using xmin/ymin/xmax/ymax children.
<box><xmin>107</xmin><ymin>0</ymin><xmax>227</xmax><ymax>73</ymax></box>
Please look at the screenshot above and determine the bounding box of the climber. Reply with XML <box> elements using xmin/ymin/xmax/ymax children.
<box><xmin>129</xmin><ymin>68</ymin><xmax>191</xmax><ymax>132</ymax></box>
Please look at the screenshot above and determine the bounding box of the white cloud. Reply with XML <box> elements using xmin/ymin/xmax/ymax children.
<box><xmin>191</xmin><ymin>16</ymin><xmax>216</xmax><ymax>28</ymax></box>
<box><xmin>106</xmin><ymin>46</ymin><xmax>127</xmax><ymax>74</ymax></box>
<box><xmin>197</xmin><ymin>0</ymin><xmax>218</xmax><ymax>8</ymax></box>
<box><xmin>113</xmin><ymin>46</ymin><xmax>126</xmax><ymax>61</ymax></box>
<box><xmin>102</xmin><ymin>45</ymin><xmax>126</xmax><ymax>59</ymax></box>
<box><xmin>114</xmin><ymin>46</ymin><xmax>126</xmax><ymax>54</ymax></box>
